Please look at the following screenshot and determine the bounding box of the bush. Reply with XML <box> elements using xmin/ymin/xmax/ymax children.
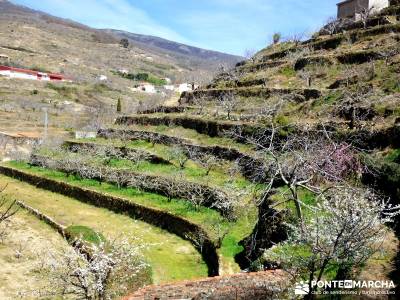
<box><xmin>118</xmin><ymin>71</ymin><xmax>166</xmax><ymax>86</ymax></box>
<box><xmin>46</xmin><ymin>83</ymin><xmax>78</xmax><ymax>97</ymax></box>
<box><xmin>117</xmin><ymin>98</ymin><xmax>122</xmax><ymax>113</ymax></box>
<box><xmin>120</xmin><ymin>38</ymin><xmax>129</xmax><ymax>48</ymax></box>
<box><xmin>279</xmin><ymin>66</ymin><xmax>296</xmax><ymax>78</ymax></box>
<box><xmin>272</xmin><ymin>33</ymin><xmax>281</xmax><ymax>44</ymax></box>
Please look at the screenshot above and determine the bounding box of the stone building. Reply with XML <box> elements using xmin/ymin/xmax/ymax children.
<box><xmin>337</xmin><ymin>0</ymin><xmax>389</xmax><ymax>20</ymax></box>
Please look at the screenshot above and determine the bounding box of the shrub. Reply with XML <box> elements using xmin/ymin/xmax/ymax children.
<box><xmin>117</xmin><ymin>98</ymin><xmax>122</xmax><ymax>113</ymax></box>
<box><xmin>279</xmin><ymin>66</ymin><xmax>296</xmax><ymax>78</ymax></box>
<box><xmin>272</xmin><ymin>33</ymin><xmax>281</xmax><ymax>44</ymax></box>
<box><xmin>120</xmin><ymin>38</ymin><xmax>129</xmax><ymax>48</ymax></box>
<box><xmin>46</xmin><ymin>83</ymin><xmax>78</xmax><ymax>97</ymax></box>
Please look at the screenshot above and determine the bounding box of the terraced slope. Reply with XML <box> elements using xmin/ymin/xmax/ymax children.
<box><xmin>0</xmin><ymin>174</ymin><xmax>208</xmax><ymax>284</ymax></box>
<box><xmin>0</xmin><ymin>195</ymin><xmax>70</xmax><ymax>299</ymax></box>
<box><xmin>178</xmin><ymin>4</ymin><xmax>400</xmax><ymax>131</ymax></box>
<box><xmin>2</xmin><ymin>3</ymin><xmax>399</xmax><ymax>298</ymax></box>
<box><xmin>104</xmin><ymin>3</ymin><xmax>400</xmax><ymax>295</ymax></box>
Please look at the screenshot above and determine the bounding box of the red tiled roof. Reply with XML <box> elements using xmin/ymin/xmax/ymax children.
<box><xmin>0</xmin><ymin>65</ymin><xmax>66</xmax><ymax>79</ymax></box>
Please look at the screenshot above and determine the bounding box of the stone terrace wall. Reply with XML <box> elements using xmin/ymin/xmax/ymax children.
<box><xmin>0</xmin><ymin>165</ymin><xmax>219</xmax><ymax>276</ymax></box>
<box><xmin>124</xmin><ymin>270</ymin><xmax>287</xmax><ymax>300</ymax></box>
<box><xmin>98</xmin><ymin>128</ymin><xmax>269</xmax><ymax>182</ymax></box>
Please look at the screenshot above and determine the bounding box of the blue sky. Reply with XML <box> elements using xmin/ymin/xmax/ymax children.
<box><xmin>11</xmin><ymin>0</ymin><xmax>339</xmax><ymax>55</ymax></box>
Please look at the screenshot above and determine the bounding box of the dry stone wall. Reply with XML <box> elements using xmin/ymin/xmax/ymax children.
<box><xmin>30</xmin><ymin>154</ymin><xmax>234</xmax><ymax>217</ymax></box>
<box><xmin>124</xmin><ymin>269</ymin><xmax>287</xmax><ymax>300</ymax></box>
<box><xmin>0</xmin><ymin>165</ymin><xmax>220</xmax><ymax>276</ymax></box>
<box><xmin>98</xmin><ymin>128</ymin><xmax>269</xmax><ymax>182</ymax></box>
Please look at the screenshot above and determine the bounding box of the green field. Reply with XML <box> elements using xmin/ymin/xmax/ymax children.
<box><xmin>0</xmin><ymin>174</ymin><xmax>208</xmax><ymax>284</ymax></box>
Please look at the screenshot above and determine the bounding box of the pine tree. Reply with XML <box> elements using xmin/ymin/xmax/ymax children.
<box><xmin>117</xmin><ymin>98</ymin><xmax>122</xmax><ymax>113</ymax></box>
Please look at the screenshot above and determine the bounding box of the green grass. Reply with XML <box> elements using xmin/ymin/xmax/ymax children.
<box><xmin>385</xmin><ymin>149</ymin><xmax>400</xmax><ymax>163</ymax></box>
<box><xmin>4</xmin><ymin>161</ymin><xmax>257</xmax><ymax>268</ymax></box>
<box><xmin>312</xmin><ymin>90</ymin><xmax>343</xmax><ymax>108</ymax></box>
<box><xmin>113</xmin><ymin>123</ymin><xmax>255</xmax><ymax>153</ymax></box>
<box><xmin>65</xmin><ymin>225</ymin><xmax>106</xmax><ymax>246</ymax></box>
<box><xmin>0</xmin><ymin>174</ymin><xmax>208</xmax><ymax>283</ymax></box>
<box><xmin>64</xmin><ymin>140</ymin><xmax>252</xmax><ymax>190</ymax></box>
<box><xmin>279</xmin><ymin>66</ymin><xmax>296</xmax><ymax>78</ymax></box>
<box><xmin>46</xmin><ymin>82</ymin><xmax>79</xmax><ymax>98</ymax></box>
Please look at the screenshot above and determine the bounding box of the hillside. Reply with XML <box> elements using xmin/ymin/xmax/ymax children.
<box><xmin>111</xmin><ymin>1</ymin><xmax>399</xmax><ymax>297</ymax></box>
<box><xmin>0</xmin><ymin>0</ymin><xmax>240</xmax><ymax>135</ymax></box>
<box><xmin>0</xmin><ymin>1</ymin><xmax>400</xmax><ymax>299</ymax></box>
<box><xmin>104</xmin><ymin>29</ymin><xmax>243</xmax><ymax>71</ymax></box>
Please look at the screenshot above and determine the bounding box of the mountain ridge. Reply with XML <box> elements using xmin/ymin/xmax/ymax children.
<box><xmin>103</xmin><ymin>29</ymin><xmax>242</xmax><ymax>63</ymax></box>
<box><xmin>3</xmin><ymin>0</ymin><xmax>242</xmax><ymax>70</ymax></box>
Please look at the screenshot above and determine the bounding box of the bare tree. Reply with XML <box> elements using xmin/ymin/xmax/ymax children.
<box><xmin>232</xmin><ymin>125</ymin><xmax>362</xmax><ymax>224</ymax></box>
<box><xmin>243</xmin><ymin>49</ymin><xmax>257</xmax><ymax>60</ymax></box>
<box><xmin>218</xmin><ymin>92</ymin><xmax>239</xmax><ymax>120</ymax></box>
<box><xmin>357</xmin><ymin>3</ymin><xmax>375</xmax><ymax>29</ymax></box>
<box><xmin>0</xmin><ymin>185</ymin><xmax>18</xmax><ymax>242</ymax></box>
<box><xmin>208</xmin><ymin>219</ymin><xmax>229</xmax><ymax>249</ymax></box>
<box><xmin>193</xmin><ymin>154</ymin><xmax>222</xmax><ymax>176</ymax></box>
<box><xmin>192</xmin><ymin>95</ymin><xmax>207</xmax><ymax>115</ymax></box>
<box><xmin>167</xmin><ymin>146</ymin><xmax>190</xmax><ymax>169</ymax></box>
<box><xmin>298</xmin><ymin>69</ymin><xmax>313</xmax><ymax>87</ymax></box>
<box><xmin>324</xmin><ymin>17</ymin><xmax>340</xmax><ymax>36</ymax></box>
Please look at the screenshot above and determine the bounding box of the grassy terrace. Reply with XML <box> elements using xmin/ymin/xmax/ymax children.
<box><xmin>0</xmin><ymin>174</ymin><xmax>207</xmax><ymax>284</ymax></box>
<box><xmin>51</xmin><ymin>145</ymin><xmax>253</xmax><ymax>191</ymax></box>
<box><xmin>112</xmin><ymin>122</ymin><xmax>256</xmax><ymax>153</ymax></box>
<box><xmin>3</xmin><ymin>161</ymin><xmax>258</xmax><ymax>273</ymax></box>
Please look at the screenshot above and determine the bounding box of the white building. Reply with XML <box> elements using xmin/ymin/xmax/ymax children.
<box><xmin>337</xmin><ymin>0</ymin><xmax>389</xmax><ymax>20</ymax></box>
<box><xmin>163</xmin><ymin>84</ymin><xmax>175</xmax><ymax>91</ymax></box>
<box><xmin>0</xmin><ymin>66</ymin><xmax>67</xmax><ymax>81</ymax></box>
<box><xmin>177</xmin><ymin>83</ymin><xmax>199</xmax><ymax>93</ymax></box>
<box><xmin>133</xmin><ymin>83</ymin><xmax>156</xmax><ymax>94</ymax></box>
<box><xmin>75</xmin><ymin>131</ymin><xmax>97</xmax><ymax>139</ymax></box>
<box><xmin>98</xmin><ymin>75</ymin><xmax>108</xmax><ymax>81</ymax></box>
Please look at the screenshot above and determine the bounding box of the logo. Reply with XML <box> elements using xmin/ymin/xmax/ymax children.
<box><xmin>295</xmin><ymin>281</ymin><xmax>309</xmax><ymax>295</ymax></box>
<box><xmin>294</xmin><ymin>280</ymin><xmax>396</xmax><ymax>296</ymax></box>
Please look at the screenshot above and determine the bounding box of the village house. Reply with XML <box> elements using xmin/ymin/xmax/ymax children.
<box><xmin>163</xmin><ymin>84</ymin><xmax>175</xmax><ymax>91</ymax></box>
<box><xmin>98</xmin><ymin>75</ymin><xmax>108</xmax><ymax>81</ymax></box>
<box><xmin>118</xmin><ymin>69</ymin><xmax>129</xmax><ymax>75</ymax></box>
<box><xmin>74</xmin><ymin>131</ymin><xmax>97</xmax><ymax>139</ymax></box>
<box><xmin>0</xmin><ymin>65</ymin><xmax>67</xmax><ymax>81</ymax></box>
<box><xmin>337</xmin><ymin>0</ymin><xmax>389</xmax><ymax>20</ymax></box>
<box><xmin>177</xmin><ymin>83</ymin><xmax>199</xmax><ymax>93</ymax></box>
<box><xmin>0</xmin><ymin>54</ymin><xmax>10</xmax><ymax>63</ymax></box>
<box><xmin>133</xmin><ymin>82</ymin><xmax>156</xmax><ymax>94</ymax></box>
